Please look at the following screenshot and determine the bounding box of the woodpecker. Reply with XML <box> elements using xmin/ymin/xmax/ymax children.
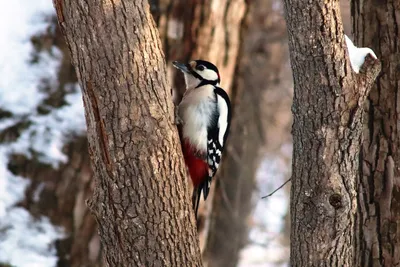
<box><xmin>173</xmin><ymin>59</ymin><xmax>231</xmax><ymax>216</ymax></box>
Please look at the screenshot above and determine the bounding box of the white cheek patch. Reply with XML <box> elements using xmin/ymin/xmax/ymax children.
<box><xmin>197</xmin><ymin>69</ymin><xmax>219</xmax><ymax>81</ymax></box>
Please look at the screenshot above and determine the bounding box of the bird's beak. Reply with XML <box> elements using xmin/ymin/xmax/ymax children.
<box><xmin>172</xmin><ymin>61</ymin><xmax>190</xmax><ymax>73</ymax></box>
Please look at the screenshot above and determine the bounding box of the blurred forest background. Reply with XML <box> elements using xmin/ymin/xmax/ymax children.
<box><xmin>0</xmin><ymin>0</ymin><xmax>351</xmax><ymax>266</ymax></box>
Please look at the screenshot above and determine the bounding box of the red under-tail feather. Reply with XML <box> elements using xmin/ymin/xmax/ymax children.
<box><xmin>182</xmin><ymin>140</ymin><xmax>208</xmax><ymax>187</ymax></box>
<box><xmin>182</xmin><ymin>139</ymin><xmax>208</xmax><ymax>216</ymax></box>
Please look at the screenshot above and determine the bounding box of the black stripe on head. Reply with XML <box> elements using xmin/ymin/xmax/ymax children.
<box><xmin>189</xmin><ymin>60</ymin><xmax>220</xmax><ymax>86</ymax></box>
<box><xmin>188</xmin><ymin>67</ymin><xmax>204</xmax><ymax>81</ymax></box>
<box><xmin>195</xmin><ymin>60</ymin><xmax>219</xmax><ymax>74</ymax></box>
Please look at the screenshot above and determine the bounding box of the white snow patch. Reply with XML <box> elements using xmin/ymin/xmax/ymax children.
<box><xmin>239</xmin><ymin>244</ymin><xmax>289</xmax><ymax>267</ymax></box>
<box><xmin>239</xmin><ymin>146</ymin><xmax>291</xmax><ymax>267</ymax></box>
<box><xmin>0</xmin><ymin>144</ymin><xmax>66</xmax><ymax>267</ymax></box>
<box><xmin>0</xmin><ymin>1</ymin><xmax>86</xmax><ymax>267</ymax></box>
<box><xmin>0</xmin><ymin>0</ymin><xmax>61</xmax><ymax>115</ymax></box>
<box><xmin>0</xmin><ymin>119</ymin><xmax>19</xmax><ymax>132</ymax></box>
<box><xmin>344</xmin><ymin>34</ymin><xmax>377</xmax><ymax>74</ymax></box>
<box><xmin>0</xmin><ymin>208</ymin><xmax>64</xmax><ymax>267</ymax></box>
<box><xmin>9</xmin><ymin>84</ymin><xmax>86</xmax><ymax>168</ymax></box>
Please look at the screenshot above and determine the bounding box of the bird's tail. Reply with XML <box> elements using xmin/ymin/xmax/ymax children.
<box><xmin>192</xmin><ymin>186</ymin><xmax>202</xmax><ymax>218</ymax></box>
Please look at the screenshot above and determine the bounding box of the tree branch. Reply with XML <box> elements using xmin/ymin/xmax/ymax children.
<box><xmin>261</xmin><ymin>178</ymin><xmax>291</xmax><ymax>199</ymax></box>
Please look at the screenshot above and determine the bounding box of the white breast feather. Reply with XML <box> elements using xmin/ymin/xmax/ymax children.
<box><xmin>178</xmin><ymin>85</ymin><xmax>216</xmax><ymax>152</ymax></box>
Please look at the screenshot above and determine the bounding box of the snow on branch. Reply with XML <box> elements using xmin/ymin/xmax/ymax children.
<box><xmin>344</xmin><ymin>35</ymin><xmax>377</xmax><ymax>74</ymax></box>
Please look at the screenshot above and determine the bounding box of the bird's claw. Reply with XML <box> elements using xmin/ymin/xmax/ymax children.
<box><xmin>174</xmin><ymin>107</ymin><xmax>183</xmax><ymax>125</ymax></box>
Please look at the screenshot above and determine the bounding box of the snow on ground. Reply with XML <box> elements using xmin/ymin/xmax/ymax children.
<box><xmin>239</xmin><ymin>144</ymin><xmax>292</xmax><ymax>267</ymax></box>
<box><xmin>344</xmin><ymin>34</ymin><xmax>377</xmax><ymax>73</ymax></box>
<box><xmin>0</xmin><ymin>0</ymin><xmax>59</xmax><ymax>115</ymax></box>
<box><xmin>0</xmin><ymin>1</ymin><xmax>86</xmax><ymax>266</ymax></box>
<box><xmin>0</xmin><ymin>208</ymin><xmax>63</xmax><ymax>267</ymax></box>
<box><xmin>9</xmin><ymin>83</ymin><xmax>86</xmax><ymax>167</ymax></box>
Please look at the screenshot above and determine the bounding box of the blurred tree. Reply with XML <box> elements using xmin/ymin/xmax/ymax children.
<box><xmin>1</xmin><ymin>19</ymin><xmax>102</xmax><ymax>267</ymax></box>
<box><xmin>203</xmin><ymin>0</ymin><xmax>292</xmax><ymax>266</ymax></box>
<box><xmin>149</xmin><ymin>0</ymin><xmax>247</xmax><ymax>254</ymax></box>
<box><xmin>352</xmin><ymin>1</ymin><xmax>400</xmax><ymax>266</ymax></box>
<box><xmin>53</xmin><ymin>0</ymin><xmax>201</xmax><ymax>266</ymax></box>
<box><xmin>150</xmin><ymin>0</ymin><xmax>246</xmax><ymax>95</ymax></box>
<box><xmin>284</xmin><ymin>0</ymin><xmax>380</xmax><ymax>266</ymax></box>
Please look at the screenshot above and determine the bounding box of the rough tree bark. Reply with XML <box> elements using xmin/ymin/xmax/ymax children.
<box><xmin>284</xmin><ymin>0</ymin><xmax>380</xmax><ymax>266</ymax></box>
<box><xmin>204</xmin><ymin>0</ymin><xmax>291</xmax><ymax>266</ymax></box>
<box><xmin>54</xmin><ymin>0</ymin><xmax>201</xmax><ymax>266</ymax></box>
<box><xmin>352</xmin><ymin>1</ymin><xmax>400</xmax><ymax>266</ymax></box>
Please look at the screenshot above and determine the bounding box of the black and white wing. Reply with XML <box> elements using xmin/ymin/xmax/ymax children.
<box><xmin>201</xmin><ymin>87</ymin><xmax>232</xmax><ymax>200</ymax></box>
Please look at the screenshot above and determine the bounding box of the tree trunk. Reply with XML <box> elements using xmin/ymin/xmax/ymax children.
<box><xmin>284</xmin><ymin>0</ymin><xmax>380</xmax><ymax>266</ymax></box>
<box><xmin>352</xmin><ymin>1</ymin><xmax>400</xmax><ymax>266</ymax></box>
<box><xmin>204</xmin><ymin>0</ymin><xmax>291</xmax><ymax>266</ymax></box>
<box><xmin>54</xmin><ymin>1</ymin><xmax>201</xmax><ymax>266</ymax></box>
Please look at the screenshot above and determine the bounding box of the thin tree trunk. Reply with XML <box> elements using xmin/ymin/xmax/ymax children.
<box><xmin>54</xmin><ymin>1</ymin><xmax>201</xmax><ymax>266</ymax></box>
<box><xmin>352</xmin><ymin>1</ymin><xmax>400</xmax><ymax>266</ymax></box>
<box><xmin>284</xmin><ymin>0</ymin><xmax>380</xmax><ymax>266</ymax></box>
<box><xmin>204</xmin><ymin>0</ymin><xmax>291</xmax><ymax>266</ymax></box>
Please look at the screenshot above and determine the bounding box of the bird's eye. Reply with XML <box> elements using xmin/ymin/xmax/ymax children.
<box><xmin>197</xmin><ymin>65</ymin><xmax>205</xmax><ymax>71</ymax></box>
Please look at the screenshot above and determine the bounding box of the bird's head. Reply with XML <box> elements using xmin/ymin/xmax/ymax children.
<box><xmin>173</xmin><ymin>60</ymin><xmax>220</xmax><ymax>89</ymax></box>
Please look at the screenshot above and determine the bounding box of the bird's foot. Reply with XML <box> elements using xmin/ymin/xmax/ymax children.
<box><xmin>174</xmin><ymin>107</ymin><xmax>183</xmax><ymax>125</ymax></box>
